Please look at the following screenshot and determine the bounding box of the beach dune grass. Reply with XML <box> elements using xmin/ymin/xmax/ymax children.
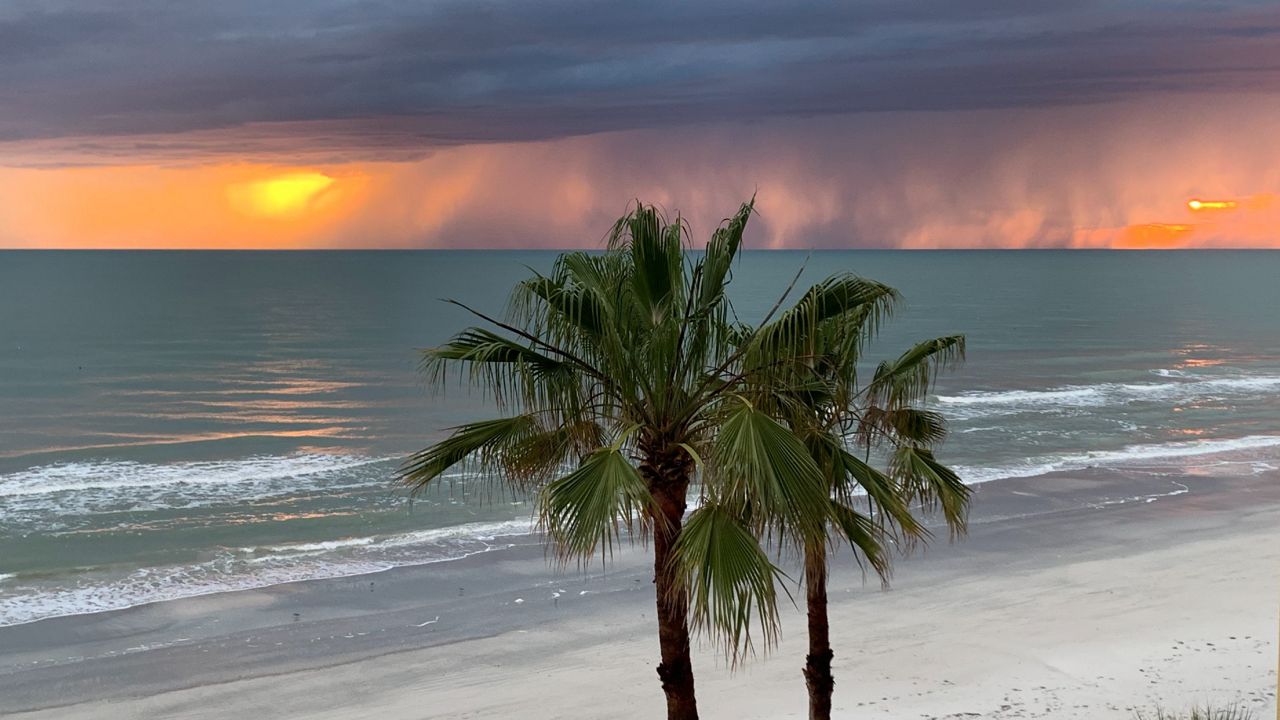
<box><xmin>1134</xmin><ymin>704</ymin><xmax>1255</xmax><ymax>720</ymax></box>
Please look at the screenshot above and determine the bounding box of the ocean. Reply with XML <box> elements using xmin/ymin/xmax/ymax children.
<box><xmin>2</xmin><ymin>250</ymin><xmax>1278</xmax><ymax>627</ymax></box>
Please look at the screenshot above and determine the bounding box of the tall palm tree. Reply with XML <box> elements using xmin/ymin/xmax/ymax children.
<box><xmin>739</xmin><ymin>282</ymin><xmax>969</xmax><ymax>720</ymax></box>
<box><xmin>399</xmin><ymin>200</ymin><xmax>855</xmax><ymax>720</ymax></box>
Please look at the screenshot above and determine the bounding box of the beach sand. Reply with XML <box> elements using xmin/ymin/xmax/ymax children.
<box><xmin>2</xmin><ymin>468</ymin><xmax>1277</xmax><ymax>719</ymax></box>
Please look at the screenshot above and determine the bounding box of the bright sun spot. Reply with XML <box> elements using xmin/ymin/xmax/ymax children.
<box><xmin>1186</xmin><ymin>198</ymin><xmax>1236</xmax><ymax>211</ymax></box>
<box><xmin>227</xmin><ymin>172</ymin><xmax>336</xmax><ymax>218</ymax></box>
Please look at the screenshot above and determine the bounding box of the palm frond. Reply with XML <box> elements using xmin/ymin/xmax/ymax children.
<box><xmin>830</xmin><ymin>442</ymin><xmax>927</xmax><ymax>542</ymax></box>
<box><xmin>505</xmin><ymin>420</ymin><xmax>605</xmax><ymax>481</ymax></box>
<box><xmin>399</xmin><ymin>415</ymin><xmax>540</xmax><ymax>492</ymax></box>
<box><xmin>747</xmin><ymin>275</ymin><xmax>898</xmax><ymax>365</ymax></box>
<box><xmin>539</xmin><ymin>445</ymin><xmax>654</xmax><ymax>563</ymax></box>
<box><xmin>671</xmin><ymin>502</ymin><xmax>785</xmax><ymax>663</ymax></box>
<box><xmin>868</xmin><ymin>335</ymin><xmax>965</xmax><ymax>409</ymax></box>
<box><xmin>890</xmin><ymin>446</ymin><xmax>970</xmax><ymax>538</ymax></box>
<box><xmin>859</xmin><ymin>406</ymin><xmax>949</xmax><ymax>447</ymax></box>
<box><xmin>423</xmin><ymin>326</ymin><xmax>584</xmax><ymax>412</ymax></box>
<box><xmin>427</xmin><ymin>328</ymin><xmax>570</xmax><ymax>375</ymax></box>
<box><xmin>829</xmin><ymin>500</ymin><xmax>891</xmax><ymax>581</ymax></box>
<box><xmin>711</xmin><ymin>401</ymin><xmax>832</xmax><ymax>544</ymax></box>
<box><xmin>695</xmin><ymin>198</ymin><xmax>754</xmax><ymax>315</ymax></box>
<box><xmin>518</xmin><ymin>274</ymin><xmax>608</xmax><ymax>339</ymax></box>
<box><xmin>606</xmin><ymin>203</ymin><xmax>686</xmax><ymax>325</ymax></box>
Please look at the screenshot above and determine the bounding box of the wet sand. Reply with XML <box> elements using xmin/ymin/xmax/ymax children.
<box><xmin>1</xmin><ymin>467</ymin><xmax>1277</xmax><ymax>719</ymax></box>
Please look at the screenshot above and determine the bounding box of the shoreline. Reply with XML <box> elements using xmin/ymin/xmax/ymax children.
<box><xmin>2</xmin><ymin>466</ymin><xmax>1278</xmax><ymax>718</ymax></box>
<box><xmin>0</xmin><ymin>462</ymin><xmax>1221</xmax><ymax>634</ymax></box>
<box><xmin>5</xmin><ymin>431</ymin><xmax>1261</xmax><ymax>632</ymax></box>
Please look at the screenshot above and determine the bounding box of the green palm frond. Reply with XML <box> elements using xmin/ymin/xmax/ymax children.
<box><xmin>859</xmin><ymin>406</ymin><xmax>949</xmax><ymax>447</ymax></box>
<box><xmin>890</xmin><ymin>446</ymin><xmax>970</xmax><ymax>538</ymax></box>
<box><xmin>505</xmin><ymin>420</ymin><xmax>605</xmax><ymax>480</ymax></box>
<box><xmin>603</xmin><ymin>203</ymin><xmax>686</xmax><ymax>326</ymax></box>
<box><xmin>830</xmin><ymin>443</ymin><xmax>927</xmax><ymax>542</ymax></box>
<box><xmin>695</xmin><ymin>199</ymin><xmax>754</xmax><ymax>316</ymax></box>
<box><xmin>630</xmin><ymin>216</ymin><xmax>685</xmax><ymax>322</ymax></box>
<box><xmin>426</xmin><ymin>328</ymin><xmax>570</xmax><ymax>376</ymax></box>
<box><xmin>518</xmin><ymin>274</ymin><xmax>608</xmax><ymax>338</ymax></box>
<box><xmin>539</xmin><ymin>445</ymin><xmax>654</xmax><ymax>563</ymax></box>
<box><xmin>398</xmin><ymin>415</ymin><xmax>540</xmax><ymax>492</ymax></box>
<box><xmin>672</xmin><ymin>502</ymin><xmax>785</xmax><ymax>662</ymax></box>
<box><xmin>829</xmin><ymin>500</ymin><xmax>891</xmax><ymax>581</ymax></box>
<box><xmin>711</xmin><ymin>401</ymin><xmax>832</xmax><ymax>543</ymax></box>
<box><xmin>423</xmin><ymin>327</ymin><xmax>584</xmax><ymax>411</ymax></box>
<box><xmin>868</xmin><ymin>335</ymin><xmax>965</xmax><ymax>409</ymax></box>
<box><xmin>746</xmin><ymin>275</ymin><xmax>898</xmax><ymax>366</ymax></box>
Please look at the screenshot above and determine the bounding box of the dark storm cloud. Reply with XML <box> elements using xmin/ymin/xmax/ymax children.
<box><xmin>2</xmin><ymin>0</ymin><xmax>1279</xmax><ymax>156</ymax></box>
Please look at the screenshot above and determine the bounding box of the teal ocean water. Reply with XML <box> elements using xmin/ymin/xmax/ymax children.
<box><xmin>2</xmin><ymin>250</ymin><xmax>1279</xmax><ymax>626</ymax></box>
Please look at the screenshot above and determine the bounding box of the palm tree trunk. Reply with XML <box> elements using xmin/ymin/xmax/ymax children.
<box><xmin>803</xmin><ymin>542</ymin><xmax>834</xmax><ymax>720</ymax></box>
<box><xmin>641</xmin><ymin>441</ymin><xmax>699</xmax><ymax>720</ymax></box>
<box><xmin>652</xmin><ymin>485</ymin><xmax>697</xmax><ymax>720</ymax></box>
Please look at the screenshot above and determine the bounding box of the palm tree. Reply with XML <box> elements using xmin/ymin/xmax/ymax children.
<box><xmin>399</xmin><ymin>200</ymin><xmax>851</xmax><ymax>720</ymax></box>
<box><xmin>738</xmin><ymin>281</ymin><xmax>969</xmax><ymax>720</ymax></box>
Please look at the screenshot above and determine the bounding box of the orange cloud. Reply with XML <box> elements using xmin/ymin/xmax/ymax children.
<box><xmin>0</xmin><ymin>164</ymin><xmax>371</xmax><ymax>248</ymax></box>
<box><xmin>1078</xmin><ymin>223</ymin><xmax>1195</xmax><ymax>249</ymax></box>
<box><xmin>1</xmin><ymin>94</ymin><xmax>1279</xmax><ymax>249</ymax></box>
<box><xmin>1075</xmin><ymin>194</ymin><xmax>1279</xmax><ymax>248</ymax></box>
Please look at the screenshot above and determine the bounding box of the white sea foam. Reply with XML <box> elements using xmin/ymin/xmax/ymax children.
<box><xmin>936</xmin><ymin>372</ymin><xmax>1280</xmax><ymax>418</ymax></box>
<box><xmin>0</xmin><ymin>519</ymin><xmax>537</xmax><ymax>628</ymax></box>
<box><xmin>0</xmin><ymin>454</ymin><xmax>387</xmax><ymax>498</ymax></box>
<box><xmin>955</xmin><ymin>434</ymin><xmax>1280</xmax><ymax>485</ymax></box>
<box><xmin>237</xmin><ymin>520</ymin><xmax>534</xmax><ymax>559</ymax></box>
<box><xmin>937</xmin><ymin>386</ymin><xmax>1106</xmax><ymax>407</ymax></box>
<box><xmin>0</xmin><ymin>454</ymin><xmax>395</xmax><ymax>524</ymax></box>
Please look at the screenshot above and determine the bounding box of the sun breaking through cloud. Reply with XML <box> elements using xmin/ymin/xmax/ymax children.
<box><xmin>227</xmin><ymin>173</ymin><xmax>337</xmax><ymax>219</ymax></box>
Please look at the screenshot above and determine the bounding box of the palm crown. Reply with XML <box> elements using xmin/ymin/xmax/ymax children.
<box><xmin>399</xmin><ymin>199</ymin><xmax>967</xmax><ymax>720</ymax></box>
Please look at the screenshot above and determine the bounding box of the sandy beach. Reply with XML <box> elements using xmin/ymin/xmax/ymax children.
<box><xmin>2</xmin><ymin>466</ymin><xmax>1277</xmax><ymax>720</ymax></box>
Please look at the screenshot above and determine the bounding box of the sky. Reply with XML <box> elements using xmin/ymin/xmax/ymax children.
<box><xmin>2</xmin><ymin>1</ymin><xmax>1280</xmax><ymax>249</ymax></box>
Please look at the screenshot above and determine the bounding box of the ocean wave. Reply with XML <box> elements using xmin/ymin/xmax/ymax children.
<box><xmin>236</xmin><ymin>520</ymin><xmax>534</xmax><ymax>559</ymax></box>
<box><xmin>955</xmin><ymin>434</ymin><xmax>1280</xmax><ymax>484</ymax></box>
<box><xmin>936</xmin><ymin>386</ymin><xmax>1106</xmax><ymax>408</ymax></box>
<box><xmin>0</xmin><ymin>454</ymin><xmax>396</xmax><ymax>522</ymax></box>
<box><xmin>0</xmin><ymin>454</ymin><xmax>389</xmax><ymax>498</ymax></box>
<box><xmin>935</xmin><ymin>372</ymin><xmax>1280</xmax><ymax>418</ymax></box>
<box><xmin>0</xmin><ymin>519</ymin><xmax>537</xmax><ymax>628</ymax></box>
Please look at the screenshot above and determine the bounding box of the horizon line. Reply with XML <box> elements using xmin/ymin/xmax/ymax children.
<box><xmin>2</xmin><ymin>247</ymin><xmax>1278</xmax><ymax>252</ymax></box>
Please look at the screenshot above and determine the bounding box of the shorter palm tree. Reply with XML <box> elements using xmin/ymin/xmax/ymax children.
<box><xmin>736</xmin><ymin>277</ymin><xmax>969</xmax><ymax>720</ymax></box>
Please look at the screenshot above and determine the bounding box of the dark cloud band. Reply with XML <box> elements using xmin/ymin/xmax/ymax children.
<box><xmin>2</xmin><ymin>0</ymin><xmax>1279</xmax><ymax>161</ymax></box>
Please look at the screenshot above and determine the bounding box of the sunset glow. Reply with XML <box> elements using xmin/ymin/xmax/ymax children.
<box><xmin>1</xmin><ymin>2</ymin><xmax>1279</xmax><ymax>250</ymax></box>
<box><xmin>3</xmin><ymin>108</ymin><xmax>1279</xmax><ymax>250</ymax></box>
<box><xmin>1187</xmin><ymin>199</ymin><xmax>1238</xmax><ymax>211</ymax></box>
<box><xmin>227</xmin><ymin>173</ymin><xmax>336</xmax><ymax>219</ymax></box>
<box><xmin>0</xmin><ymin>164</ymin><xmax>371</xmax><ymax>249</ymax></box>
